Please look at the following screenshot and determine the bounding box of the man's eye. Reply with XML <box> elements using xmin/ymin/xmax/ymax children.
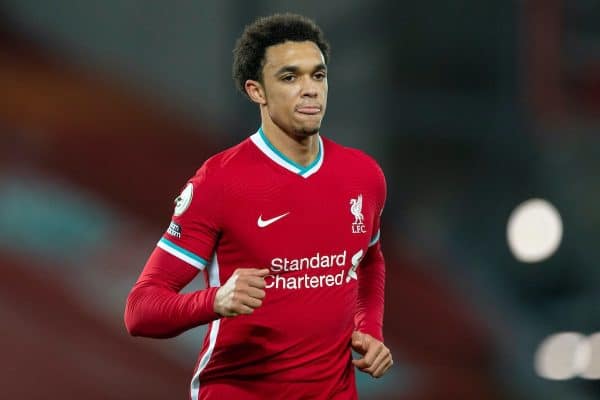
<box><xmin>282</xmin><ymin>75</ymin><xmax>295</xmax><ymax>82</ymax></box>
<box><xmin>314</xmin><ymin>72</ymin><xmax>327</xmax><ymax>80</ymax></box>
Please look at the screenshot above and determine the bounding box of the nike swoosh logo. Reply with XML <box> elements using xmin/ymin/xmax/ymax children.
<box><xmin>257</xmin><ymin>212</ymin><xmax>290</xmax><ymax>228</ymax></box>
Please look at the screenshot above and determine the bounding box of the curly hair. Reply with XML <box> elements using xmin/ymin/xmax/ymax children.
<box><xmin>232</xmin><ymin>13</ymin><xmax>330</xmax><ymax>98</ymax></box>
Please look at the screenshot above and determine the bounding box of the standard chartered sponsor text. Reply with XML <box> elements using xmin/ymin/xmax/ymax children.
<box><xmin>266</xmin><ymin>250</ymin><xmax>348</xmax><ymax>289</ymax></box>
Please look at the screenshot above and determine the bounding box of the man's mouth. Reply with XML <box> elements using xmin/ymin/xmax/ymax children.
<box><xmin>296</xmin><ymin>106</ymin><xmax>321</xmax><ymax>115</ymax></box>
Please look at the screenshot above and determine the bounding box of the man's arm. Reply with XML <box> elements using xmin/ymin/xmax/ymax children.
<box><xmin>124</xmin><ymin>248</ymin><xmax>220</xmax><ymax>338</ymax></box>
<box><xmin>354</xmin><ymin>240</ymin><xmax>385</xmax><ymax>341</ymax></box>
<box><xmin>354</xmin><ymin>155</ymin><xmax>387</xmax><ymax>341</ymax></box>
<box><xmin>125</xmin><ymin>161</ymin><xmax>228</xmax><ymax>338</ymax></box>
<box><xmin>124</xmin><ymin>248</ymin><xmax>269</xmax><ymax>338</ymax></box>
<box><xmin>352</xmin><ymin>240</ymin><xmax>393</xmax><ymax>378</ymax></box>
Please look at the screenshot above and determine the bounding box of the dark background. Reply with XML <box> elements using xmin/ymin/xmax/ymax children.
<box><xmin>1</xmin><ymin>1</ymin><xmax>599</xmax><ymax>399</ymax></box>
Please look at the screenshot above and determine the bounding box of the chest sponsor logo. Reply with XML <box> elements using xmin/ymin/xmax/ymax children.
<box><xmin>257</xmin><ymin>212</ymin><xmax>290</xmax><ymax>228</ymax></box>
<box><xmin>350</xmin><ymin>194</ymin><xmax>366</xmax><ymax>234</ymax></box>
<box><xmin>265</xmin><ymin>249</ymin><xmax>364</xmax><ymax>290</ymax></box>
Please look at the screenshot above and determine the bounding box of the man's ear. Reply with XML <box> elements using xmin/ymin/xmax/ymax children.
<box><xmin>245</xmin><ymin>80</ymin><xmax>267</xmax><ymax>105</ymax></box>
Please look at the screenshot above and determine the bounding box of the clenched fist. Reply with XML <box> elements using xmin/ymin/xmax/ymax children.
<box><xmin>214</xmin><ymin>268</ymin><xmax>269</xmax><ymax>317</ymax></box>
<box><xmin>351</xmin><ymin>331</ymin><xmax>393</xmax><ymax>378</ymax></box>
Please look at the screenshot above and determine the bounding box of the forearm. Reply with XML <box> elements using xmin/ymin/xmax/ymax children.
<box><xmin>125</xmin><ymin>284</ymin><xmax>219</xmax><ymax>338</ymax></box>
<box><xmin>124</xmin><ymin>248</ymin><xmax>220</xmax><ymax>338</ymax></box>
<box><xmin>354</xmin><ymin>242</ymin><xmax>385</xmax><ymax>341</ymax></box>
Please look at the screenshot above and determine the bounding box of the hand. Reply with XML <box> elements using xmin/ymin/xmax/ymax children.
<box><xmin>351</xmin><ymin>331</ymin><xmax>393</xmax><ymax>378</ymax></box>
<box><xmin>214</xmin><ymin>268</ymin><xmax>269</xmax><ymax>317</ymax></box>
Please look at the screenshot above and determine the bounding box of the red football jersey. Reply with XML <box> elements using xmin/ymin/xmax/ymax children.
<box><xmin>156</xmin><ymin>128</ymin><xmax>386</xmax><ymax>399</ymax></box>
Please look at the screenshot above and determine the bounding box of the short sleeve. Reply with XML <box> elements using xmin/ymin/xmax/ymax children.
<box><xmin>156</xmin><ymin>161</ymin><xmax>222</xmax><ymax>270</ymax></box>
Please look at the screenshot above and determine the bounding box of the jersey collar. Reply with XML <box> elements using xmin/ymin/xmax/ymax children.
<box><xmin>250</xmin><ymin>127</ymin><xmax>324</xmax><ymax>178</ymax></box>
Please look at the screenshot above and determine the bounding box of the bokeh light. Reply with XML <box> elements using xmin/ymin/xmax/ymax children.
<box><xmin>580</xmin><ymin>333</ymin><xmax>600</xmax><ymax>379</ymax></box>
<box><xmin>507</xmin><ymin>198</ymin><xmax>563</xmax><ymax>263</ymax></box>
<box><xmin>534</xmin><ymin>332</ymin><xmax>587</xmax><ymax>380</ymax></box>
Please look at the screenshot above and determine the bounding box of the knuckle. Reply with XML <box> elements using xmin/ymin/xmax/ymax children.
<box><xmin>231</xmin><ymin>292</ymin><xmax>240</xmax><ymax>302</ymax></box>
<box><xmin>236</xmin><ymin>276</ymin><xmax>247</xmax><ymax>285</ymax></box>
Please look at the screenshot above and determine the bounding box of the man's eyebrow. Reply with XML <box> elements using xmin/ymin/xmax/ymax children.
<box><xmin>274</xmin><ymin>65</ymin><xmax>299</xmax><ymax>75</ymax></box>
<box><xmin>274</xmin><ymin>63</ymin><xmax>327</xmax><ymax>76</ymax></box>
<box><xmin>314</xmin><ymin>63</ymin><xmax>327</xmax><ymax>71</ymax></box>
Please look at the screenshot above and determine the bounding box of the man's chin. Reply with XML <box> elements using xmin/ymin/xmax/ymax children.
<box><xmin>296</xmin><ymin>125</ymin><xmax>321</xmax><ymax>136</ymax></box>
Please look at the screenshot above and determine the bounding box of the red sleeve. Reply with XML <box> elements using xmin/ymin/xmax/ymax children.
<box><xmin>354</xmin><ymin>159</ymin><xmax>386</xmax><ymax>341</ymax></box>
<box><xmin>158</xmin><ymin>159</ymin><xmax>223</xmax><ymax>269</ymax></box>
<box><xmin>354</xmin><ymin>240</ymin><xmax>386</xmax><ymax>342</ymax></box>
<box><xmin>124</xmin><ymin>248</ymin><xmax>220</xmax><ymax>338</ymax></box>
<box><xmin>125</xmin><ymin>159</ymin><xmax>224</xmax><ymax>338</ymax></box>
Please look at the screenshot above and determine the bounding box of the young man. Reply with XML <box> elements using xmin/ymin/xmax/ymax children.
<box><xmin>125</xmin><ymin>13</ymin><xmax>392</xmax><ymax>400</ymax></box>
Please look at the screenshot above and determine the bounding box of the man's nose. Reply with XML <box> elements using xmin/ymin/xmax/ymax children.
<box><xmin>301</xmin><ymin>77</ymin><xmax>319</xmax><ymax>97</ymax></box>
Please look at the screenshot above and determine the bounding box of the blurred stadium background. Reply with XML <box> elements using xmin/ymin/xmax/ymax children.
<box><xmin>2</xmin><ymin>1</ymin><xmax>600</xmax><ymax>399</ymax></box>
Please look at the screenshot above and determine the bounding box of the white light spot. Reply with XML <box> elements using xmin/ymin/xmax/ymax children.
<box><xmin>535</xmin><ymin>332</ymin><xmax>587</xmax><ymax>380</ymax></box>
<box><xmin>573</xmin><ymin>337</ymin><xmax>592</xmax><ymax>375</ymax></box>
<box><xmin>580</xmin><ymin>333</ymin><xmax>600</xmax><ymax>379</ymax></box>
<box><xmin>507</xmin><ymin>198</ymin><xmax>563</xmax><ymax>263</ymax></box>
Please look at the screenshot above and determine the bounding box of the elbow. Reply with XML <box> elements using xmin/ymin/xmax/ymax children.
<box><xmin>124</xmin><ymin>313</ymin><xmax>158</xmax><ymax>337</ymax></box>
<box><xmin>124</xmin><ymin>293</ymin><xmax>144</xmax><ymax>336</ymax></box>
<box><xmin>124</xmin><ymin>315</ymin><xmax>141</xmax><ymax>337</ymax></box>
<box><xmin>123</xmin><ymin>293</ymin><xmax>178</xmax><ymax>339</ymax></box>
<box><xmin>124</xmin><ymin>315</ymin><xmax>178</xmax><ymax>339</ymax></box>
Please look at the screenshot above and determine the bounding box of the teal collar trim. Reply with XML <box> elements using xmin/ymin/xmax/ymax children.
<box><xmin>250</xmin><ymin>127</ymin><xmax>324</xmax><ymax>178</ymax></box>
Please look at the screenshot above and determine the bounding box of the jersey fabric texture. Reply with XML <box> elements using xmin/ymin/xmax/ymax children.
<box><xmin>126</xmin><ymin>128</ymin><xmax>387</xmax><ymax>400</ymax></box>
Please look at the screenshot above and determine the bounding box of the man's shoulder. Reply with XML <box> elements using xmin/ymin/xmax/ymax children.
<box><xmin>323</xmin><ymin>136</ymin><xmax>384</xmax><ymax>176</ymax></box>
<box><xmin>191</xmin><ymin>137</ymin><xmax>254</xmax><ymax>179</ymax></box>
<box><xmin>323</xmin><ymin>137</ymin><xmax>387</xmax><ymax>204</ymax></box>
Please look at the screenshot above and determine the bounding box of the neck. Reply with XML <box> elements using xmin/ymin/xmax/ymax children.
<box><xmin>260</xmin><ymin>117</ymin><xmax>320</xmax><ymax>168</ymax></box>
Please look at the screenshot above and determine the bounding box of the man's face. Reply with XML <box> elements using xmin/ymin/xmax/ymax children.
<box><xmin>260</xmin><ymin>40</ymin><xmax>328</xmax><ymax>137</ymax></box>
